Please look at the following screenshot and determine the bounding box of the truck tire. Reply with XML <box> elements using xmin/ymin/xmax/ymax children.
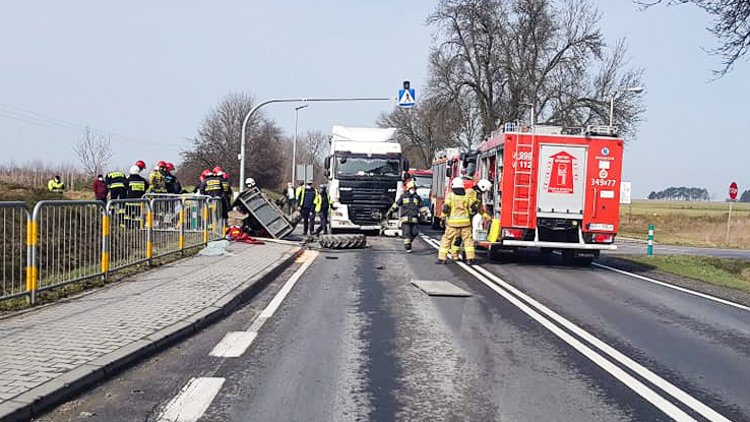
<box><xmin>318</xmin><ymin>234</ymin><xmax>367</xmax><ymax>249</ymax></box>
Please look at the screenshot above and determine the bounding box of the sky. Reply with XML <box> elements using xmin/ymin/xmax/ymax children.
<box><xmin>0</xmin><ymin>1</ymin><xmax>747</xmax><ymax>199</ymax></box>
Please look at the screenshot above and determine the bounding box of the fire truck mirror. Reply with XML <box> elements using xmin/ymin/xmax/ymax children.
<box><xmin>446</xmin><ymin>167</ymin><xmax>453</xmax><ymax>178</ymax></box>
<box><xmin>324</xmin><ymin>156</ymin><xmax>330</xmax><ymax>169</ymax></box>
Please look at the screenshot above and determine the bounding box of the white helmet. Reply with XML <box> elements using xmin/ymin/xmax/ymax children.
<box><xmin>477</xmin><ymin>179</ymin><xmax>492</xmax><ymax>193</ymax></box>
<box><xmin>451</xmin><ymin>178</ymin><xmax>464</xmax><ymax>189</ymax></box>
<box><xmin>245</xmin><ymin>177</ymin><xmax>256</xmax><ymax>188</ymax></box>
<box><xmin>129</xmin><ymin>165</ymin><xmax>141</xmax><ymax>175</ymax></box>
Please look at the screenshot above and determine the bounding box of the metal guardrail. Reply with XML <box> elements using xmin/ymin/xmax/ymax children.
<box><xmin>0</xmin><ymin>202</ymin><xmax>31</xmax><ymax>301</ymax></box>
<box><xmin>0</xmin><ymin>194</ymin><xmax>226</xmax><ymax>306</ymax></box>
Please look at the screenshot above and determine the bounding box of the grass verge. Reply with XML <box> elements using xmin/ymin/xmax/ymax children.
<box><xmin>619</xmin><ymin>255</ymin><xmax>750</xmax><ymax>294</ymax></box>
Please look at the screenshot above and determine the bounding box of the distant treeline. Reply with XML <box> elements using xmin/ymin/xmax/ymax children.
<box><xmin>647</xmin><ymin>187</ymin><xmax>710</xmax><ymax>201</ymax></box>
<box><xmin>740</xmin><ymin>190</ymin><xmax>750</xmax><ymax>202</ymax></box>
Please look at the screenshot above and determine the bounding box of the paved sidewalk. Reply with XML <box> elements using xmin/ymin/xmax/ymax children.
<box><xmin>0</xmin><ymin>241</ymin><xmax>301</xmax><ymax>421</ymax></box>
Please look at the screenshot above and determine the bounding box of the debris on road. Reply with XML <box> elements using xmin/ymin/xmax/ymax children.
<box><xmin>318</xmin><ymin>234</ymin><xmax>367</xmax><ymax>249</ymax></box>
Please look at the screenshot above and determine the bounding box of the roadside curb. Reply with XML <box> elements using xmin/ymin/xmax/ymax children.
<box><xmin>0</xmin><ymin>245</ymin><xmax>304</xmax><ymax>422</ymax></box>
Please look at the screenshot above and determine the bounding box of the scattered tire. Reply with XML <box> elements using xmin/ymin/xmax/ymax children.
<box><xmin>318</xmin><ymin>234</ymin><xmax>367</xmax><ymax>249</ymax></box>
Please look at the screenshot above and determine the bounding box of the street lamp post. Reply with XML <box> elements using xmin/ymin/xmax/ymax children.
<box><xmin>292</xmin><ymin>104</ymin><xmax>309</xmax><ymax>185</ymax></box>
<box><xmin>238</xmin><ymin>97</ymin><xmax>392</xmax><ymax>192</ymax></box>
<box><xmin>609</xmin><ymin>86</ymin><xmax>644</xmax><ymax>126</ymax></box>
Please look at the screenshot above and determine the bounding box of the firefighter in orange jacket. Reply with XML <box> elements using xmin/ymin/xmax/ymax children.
<box><xmin>437</xmin><ymin>178</ymin><xmax>478</xmax><ymax>265</ymax></box>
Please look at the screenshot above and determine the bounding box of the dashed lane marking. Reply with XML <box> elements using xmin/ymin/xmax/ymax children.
<box><xmin>209</xmin><ymin>250</ymin><xmax>318</xmax><ymax>358</ymax></box>
<box><xmin>156</xmin><ymin>377</ymin><xmax>225</xmax><ymax>422</ymax></box>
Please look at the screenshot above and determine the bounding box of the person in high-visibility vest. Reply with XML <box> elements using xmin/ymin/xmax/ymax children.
<box><xmin>47</xmin><ymin>175</ymin><xmax>65</xmax><ymax>193</ymax></box>
<box><xmin>452</xmin><ymin>178</ymin><xmax>492</xmax><ymax>259</ymax></box>
<box><xmin>105</xmin><ymin>170</ymin><xmax>128</xmax><ymax>200</ymax></box>
<box><xmin>296</xmin><ymin>181</ymin><xmax>319</xmax><ymax>236</ymax></box>
<box><xmin>437</xmin><ymin>178</ymin><xmax>478</xmax><ymax>265</ymax></box>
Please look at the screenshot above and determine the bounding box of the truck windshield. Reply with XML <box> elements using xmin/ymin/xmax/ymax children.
<box><xmin>413</xmin><ymin>175</ymin><xmax>432</xmax><ymax>189</ymax></box>
<box><xmin>336</xmin><ymin>157</ymin><xmax>401</xmax><ymax>178</ymax></box>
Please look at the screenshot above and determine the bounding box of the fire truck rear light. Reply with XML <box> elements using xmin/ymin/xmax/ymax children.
<box><xmin>592</xmin><ymin>234</ymin><xmax>614</xmax><ymax>244</ymax></box>
<box><xmin>502</xmin><ymin>229</ymin><xmax>525</xmax><ymax>239</ymax></box>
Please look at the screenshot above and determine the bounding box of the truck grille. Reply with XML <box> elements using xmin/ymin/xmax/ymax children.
<box><xmin>339</xmin><ymin>181</ymin><xmax>397</xmax><ymax>226</ymax></box>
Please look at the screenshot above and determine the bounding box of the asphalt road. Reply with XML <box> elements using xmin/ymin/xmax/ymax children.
<box><xmin>37</xmin><ymin>230</ymin><xmax>750</xmax><ymax>422</ymax></box>
<box><xmin>611</xmin><ymin>238</ymin><xmax>750</xmax><ymax>259</ymax></box>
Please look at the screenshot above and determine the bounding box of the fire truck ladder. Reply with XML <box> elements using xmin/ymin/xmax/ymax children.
<box><xmin>511</xmin><ymin>134</ymin><xmax>535</xmax><ymax>227</ymax></box>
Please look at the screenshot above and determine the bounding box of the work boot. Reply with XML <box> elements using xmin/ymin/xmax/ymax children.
<box><xmin>435</xmin><ymin>259</ymin><xmax>446</xmax><ymax>265</ymax></box>
<box><xmin>406</xmin><ymin>249</ymin><xmax>412</xmax><ymax>254</ymax></box>
<box><xmin>466</xmin><ymin>259</ymin><xmax>475</xmax><ymax>266</ymax></box>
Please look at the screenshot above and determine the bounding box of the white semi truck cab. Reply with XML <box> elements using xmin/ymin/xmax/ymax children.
<box><xmin>324</xmin><ymin>126</ymin><xmax>407</xmax><ymax>234</ymax></box>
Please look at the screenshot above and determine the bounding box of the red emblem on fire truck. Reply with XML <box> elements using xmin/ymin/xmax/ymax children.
<box><xmin>545</xmin><ymin>151</ymin><xmax>577</xmax><ymax>194</ymax></box>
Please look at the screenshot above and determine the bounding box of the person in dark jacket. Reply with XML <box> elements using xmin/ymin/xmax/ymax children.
<box><xmin>314</xmin><ymin>184</ymin><xmax>330</xmax><ymax>235</ymax></box>
<box><xmin>388</xmin><ymin>180</ymin><xmax>429</xmax><ymax>252</ymax></box>
<box><xmin>126</xmin><ymin>165</ymin><xmax>149</xmax><ymax>198</ymax></box>
<box><xmin>92</xmin><ymin>175</ymin><xmax>107</xmax><ymax>203</ymax></box>
<box><xmin>105</xmin><ymin>170</ymin><xmax>128</xmax><ymax>200</ymax></box>
<box><xmin>296</xmin><ymin>181</ymin><xmax>319</xmax><ymax>236</ymax></box>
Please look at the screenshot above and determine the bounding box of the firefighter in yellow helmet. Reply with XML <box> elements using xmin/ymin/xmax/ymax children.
<box><xmin>437</xmin><ymin>177</ymin><xmax>479</xmax><ymax>265</ymax></box>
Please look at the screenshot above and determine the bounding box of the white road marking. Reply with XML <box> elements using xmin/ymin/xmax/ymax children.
<box><xmin>593</xmin><ymin>262</ymin><xmax>750</xmax><ymax>312</ymax></box>
<box><xmin>420</xmin><ymin>234</ymin><xmax>732</xmax><ymax>422</ymax></box>
<box><xmin>156</xmin><ymin>377</ymin><xmax>225</xmax><ymax>422</ymax></box>
<box><xmin>209</xmin><ymin>250</ymin><xmax>318</xmax><ymax>358</ymax></box>
<box><xmin>209</xmin><ymin>331</ymin><xmax>258</xmax><ymax>358</ymax></box>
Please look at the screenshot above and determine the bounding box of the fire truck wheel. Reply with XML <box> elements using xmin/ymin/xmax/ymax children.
<box><xmin>488</xmin><ymin>245</ymin><xmax>512</xmax><ymax>262</ymax></box>
<box><xmin>319</xmin><ymin>234</ymin><xmax>367</xmax><ymax>249</ymax></box>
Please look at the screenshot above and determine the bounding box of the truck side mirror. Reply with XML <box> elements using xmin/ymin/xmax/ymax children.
<box><xmin>446</xmin><ymin>167</ymin><xmax>452</xmax><ymax>178</ymax></box>
<box><xmin>324</xmin><ymin>156</ymin><xmax>330</xmax><ymax>169</ymax></box>
<box><xmin>325</xmin><ymin>169</ymin><xmax>330</xmax><ymax>178</ymax></box>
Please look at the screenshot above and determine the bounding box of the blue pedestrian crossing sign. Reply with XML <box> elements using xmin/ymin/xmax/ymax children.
<box><xmin>398</xmin><ymin>89</ymin><xmax>416</xmax><ymax>108</ymax></box>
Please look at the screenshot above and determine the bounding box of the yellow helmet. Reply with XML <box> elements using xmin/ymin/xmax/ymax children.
<box><xmin>406</xmin><ymin>180</ymin><xmax>417</xmax><ymax>190</ymax></box>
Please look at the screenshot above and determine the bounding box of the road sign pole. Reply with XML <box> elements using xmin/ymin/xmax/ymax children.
<box><xmin>647</xmin><ymin>224</ymin><xmax>654</xmax><ymax>256</ymax></box>
<box><xmin>727</xmin><ymin>201</ymin><xmax>733</xmax><ymax>244</ymax></box>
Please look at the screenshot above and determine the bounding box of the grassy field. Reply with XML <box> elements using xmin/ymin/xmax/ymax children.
<box><xmin>620</xmin><ymin>200</ymin><xmax>750</xmax><ymax>249</ymax></box>
<box><xmin>621</xmin><ymin>255</ymin><xmax>750</xmax><ymax>294</ymax></box>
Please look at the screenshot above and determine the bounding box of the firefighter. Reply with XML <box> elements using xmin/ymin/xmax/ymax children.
<box><xmin>125</xmin><ymin>165</ymin><xmax>149</xmax><ymax>226</ymax></box>
<box><xmin>164</xmin><ymin>162</ymin><xmax>182</xmax><ymax>194</ymax></box>
<box><xmin>199</xmin><ymin>169</ymin><xmax>224</xmax><ymax>198</ymax></box>
<box><xmin>388</xmin><ymin>179</ymin><xmax>428</xmax><ymax>252</ymax></box>
<box><xmin>135</xmin><ymin>160</ymin><xmax>147</xmax><ymax>172</ymax></box>
<box><xmin>313</xmin><ymin>184</ymin><xmax>330</xmax><ymax>235</ymax></box>
<box><xmin>437</xmin><ymin>178</ymin><xmax>478</xmax><ymax>265</ymax></box>
<box><xmin>451</xmin><ymin>179</ymin><xmax>491</xmax><ymax>259</ymax></box>
<box><xmin>296</xmin><ymin>181</ymin><xmax>319</xmax><ymax>236</ymax></box>
<box><xmin>105</xmin><ymin>169</ymin><xmax>128</xmax><ymax>200</ymax></box>
<box><xmin>47</xmin><ymin>175</ymin><xmax>65</xmax><ymax>193</ymax></box>
<box><xmin>126</xmin><ymin>165</ymin><xmax>149</xmax><ymax>198</ymax></box>
<box><xmin>148</xmin><ymin>161</ymin><xmax>168</xmax><ymax>193</ymax></box>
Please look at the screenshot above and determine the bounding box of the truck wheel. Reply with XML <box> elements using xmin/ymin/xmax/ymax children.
<box><xmin>319</xmin><ymin>234</ymin><xmax>367</xmax><ymax>249</ymax></box>
<box><xmin>488</xmin><ymin>245</ymin><xmax>512</xmax><ymax>262</ymax></box>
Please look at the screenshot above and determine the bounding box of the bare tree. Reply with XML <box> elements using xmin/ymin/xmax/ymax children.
<box><xmin>180</xmin><ymin>93</ymin><xmax>287</xmax><ymax>189</ymax></box>
<box><xmin>638</xmin><ymin>0</ymin><xmax>750</xmax><ymax>77</ymax></box>
<box><xmin>300</xmin><ymin>130</ymin><xmax>328</xmax><ymax>164</ymax></box>
<box><xmin>377</xmin><ymin>96</ymin><xmax>464</xmax><ymax>168</ymax></box>
<box><xmin>74</xmin><ymin>126</ymin><xmax>112</xmax><ymax>177</ymax></box>
<box><xmin>427</xmin><ymin>0</ymin><xmax>646</xmax><ymax>142</ymax></box>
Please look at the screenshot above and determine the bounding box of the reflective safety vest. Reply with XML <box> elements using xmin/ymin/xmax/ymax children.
<box><xmin>390</xmin><ymin>191</ymin><xmax>427</xmax><ymax>224</ymax></box>
<box><xmin>148</xmin><ymin>171</ymin><xmax>167</xmax><ymax>193</ymax></box>
<box><xmin>297</xmin><ymin>187</ymin><xmax>319</xmax><ymax>208</ymax></box>
<box><xmin>126</xmin><ymin>175</ymin><xmax>148</xmax><ymax>198</ymax></box>
<box><xmin>315</xmin><ymin>191</ymin><xmax>329</xmax><ymax>213</ymax></box>
<box><xmin>444</xmin><ymin>192</ymin><xmax>473</xmax><ymax>228</ymax></box>
<box><xmin>201</xmin><ymin>176</ymin><xmax>224</xmax><ymax>197</ymax></box>
<box><xmin>106</xmin><ymin>171</ymin><xmax>127</xmax><ymax>190</ymax></box>
<box><xmin>47</xmin><ymin>179</ymin><xmax>64</xmax><ymax>192</ymax></box>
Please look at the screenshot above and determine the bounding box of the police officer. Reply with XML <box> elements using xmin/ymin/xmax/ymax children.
<box><xmin>105</xmin><ymin>169</ymin><xmax>128</xmax><ymax>200</ymax></box>
<box><xmin>296</xmin><ymin>181</ymin><xmax>319</xmax><ymax>236</ymax></box>
<box><xmin>313</xmin><ymin>184</ymin><xmax>330</xmax><ymax>235</ymax></box>
<box><xmin>388</xmin><ymin>180</ymin><xmax>429</xmax><ymax>252</ymax></box>
<box><xmin>437</xmin><ymin>178</ymin><xmax>478</xmax><ymax>265</ymax></box>
<box><xmin>47</xmin><ymin>175</ymin><xmax>65</xmax><ymax>193</ymax></box>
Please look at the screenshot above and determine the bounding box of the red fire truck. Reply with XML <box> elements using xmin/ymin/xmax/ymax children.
<box><xmin>429</xmin><ymin>148</ymin><xmax>478</xmax><ymax>229</ymax></box>
<box><xmin>473</xmin><ymin>123</ymin><xmax>622</xmax><ymax>264</ymax></box>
